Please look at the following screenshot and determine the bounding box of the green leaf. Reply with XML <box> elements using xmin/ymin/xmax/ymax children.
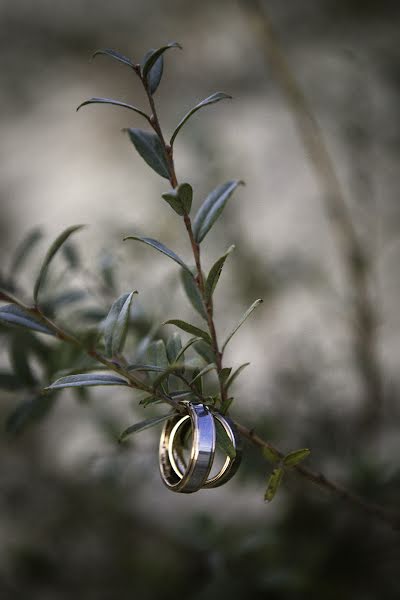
<box><xmin>164</xmin><ymin>320</ymin><xmax>211</xmax><ymax>344</ymax></box>
<box><xmin>170</xmin><ymin>92</ymin><xmax>232</xmax><ymax>146</ymax></box>
<box><xmin>190</xmin><ymin>363</ymin><xmax>216</xmax><ymax>384</ymax></box>
<box><xmin>193</xmin><ymin>340</ymin><xmax>215</xmax><ymax>364</ymax></box>
<box><xmin>119</xmin><ymin>413</ymin><xmax>172</xmax><ymax>442</ymax></box>
<box><xmin>103</xmin><ymin>291</ymin><xmax>136</xmax><ymax>358</ymax></box>
<box><xmin>152</xmin><ymin>363</ymin><xmax>187</xmax><ymax>389</ymax></box>
<box><xmin>222</xmin><ymin>299</ymin><xmax>263</xmax><ymax>352</ymax></box>
<box><xmin>180</xmin><ymin>269</ymin><xmax>207</xmax><ymax>319</ymax></box>
<box><xmin>215</xmin><ymin>418</ymin><xmax>236</xmax><ymax>459</ymax></box>
<box><xmin>205</xmin><ymin>244</ymin><xmax>235</xmax><ymax>301</ymax></box>
<box><xmin>264</xmin><ymin>467</ymin><xmax>284</xmax><ymax>502</ymax></box>
<box><xmin>162</xmin><ymin>182</ymin><xmax>193</xmax><ymax>216</ymax></box>
<box><xmin>5</xmin><ymin>394</ymin><xmax>55</xmax><ymax>435</ymax></box>
<box><xmin>46</xmin><ymin>373</ymin><xmax>129</xmax><ymax>390</ymax></box>
<box><xmin>225</xmin><ymin>363</ymin><xmax>250</xmax><ymax>391</ymax></box>
<box><xmin>0</xmin><ymin>304</ymin><xmax>54</xmax><ymax>336</ymax></box>
<box><xmin>262</xmin><ymin>446</ymin><xmax>281</xmax><ymax>464</ymax></box>
<box><xmin>125</xmin><ymin>129</ymin><xmax>170</xmax><ymax>179</ymax></box>
<box><xmin>283</xmin><ymin>448</ymin><xmax>311</xmax><ymax>468</ymax></box>
<box><xmin>141</xmin><ymin>42</ymin><xmax>182</xmax><ymax>80</ymax></box>
<box><xmin>219</xmin><ymin>367</ymin><xmax>232</xmax><ymax>385</ymax></box>
<box><xmin>147</xmin><ymin>340</ymin><xmax>169</xmax><ymax>371</ymax></box>
<box><xmin>0</xmin><ymin>371</ymin><xmax>22</xmax><ymax>391</ymax></box>
<box><xmin>91</xmin><ymin>48</ymin><xmax>134</xmax><ymax>68</ymax></box>
<box><xmin>123</xmin><ymin>235</ymin><xmax>192</xmax><ymax>274</ymax></box>
<box><xmin>166</xmin><ymin>333</ymin><xmax>182</xmax><ymax>363</ymax></box>
<box><xmin>193</xmin><ymin>180</ymin><xmax>244</xmax><ymax>243</ymax></box>
<box><xmin>141</xmin><ymin>50</ymin><xmax>164</xmax><ymax>95</ymax></box>
<box><xmin>9</xmin><ymin>227</ymin><xmax>43</xmax><ymax>277</ymax></box>
<box><xmin>33</xmin><ymin>225</ymin><xmax>85</xmax><ymax>305</ymax></box>
<box><xmin>175</xmin><ymin>336</ymin><xmax>202</xmax><ymax>361</ymax></box>
<box><xmin>76</xmin><ymin>97</ymin><xmax>149</xmax><ymax>121</ymax></box>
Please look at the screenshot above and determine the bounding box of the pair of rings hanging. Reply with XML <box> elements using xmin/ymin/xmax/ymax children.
<box><xmin>159</xmin><ymin>401</ymin><xmax>242</xmax><ymax>493</ymax></box>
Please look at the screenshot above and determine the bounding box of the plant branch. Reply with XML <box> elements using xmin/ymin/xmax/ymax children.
<box><xmin>235</xmin><ymin>422</ymin><xmax>400</xmax><ymax>531</ymax></box>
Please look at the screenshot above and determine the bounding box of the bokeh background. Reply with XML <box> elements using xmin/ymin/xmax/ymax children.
<box><xmin>1</xmin><ymin>0</ymin><xmax>400</xmax><ymax>598</ymax></box>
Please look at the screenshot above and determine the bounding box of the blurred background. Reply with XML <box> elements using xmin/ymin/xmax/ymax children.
<box><xmin>1</xmin><ymin>0</ymin><xmax>400</xmax><ymax>598</ymax></box>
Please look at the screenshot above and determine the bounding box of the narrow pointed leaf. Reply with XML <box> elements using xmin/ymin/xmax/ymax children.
<box><xmin>152</xmin><ymin>363</ymin><xmax>187</xmax><ymax>389</ymax></box>
<box><xmin>127</xmin><ymin>364</ymin><xmax>164</xmax><ymax>373</ymax></box>
<box><xmin>190</xmin><ymin>363</ymin><xmax>216</xmax><ymax>384</ymax></box>
<box><xmin>222</xmin><ymin>299</ymin><xmax>263</xmax><ymax>352</ymax></box>
<box><xmin>103</xmin><ymin>291</ymin><xmax>137</xmax><ymax>357</ymax></box>
<box><xmin>193</xmin><ymin>181</ymin><xmax>244</xmax><ymax>243</ymax></box>
<box><xmin>91</xmin><ymin>48</ymin><xmax>134</xmax><ymax>68</ymax></box>
<box><xmin>141</xmin><ymin>42</ymin><xmax>182</xmax><ymax>80</ymax></box>
<box><xmin>262</xmin><ymin>446</ymin><xmax>281</xmax><ymax>464</ymax></box>
<box><xmin>170</xmin><ymin>92</ymin><xmax>232</xmax><ymax>146</ymax></box>
<box><xmin>180</xmin><ymin>269</ymin><xmax>207</xmax><ymax>319</ymax></box>
<box><xmin>219</xmin><ymin>367</ymin><xmax>232</xmax><ymax>385</ymax></box>
<box><xmin>46</xmin><ymin>373</ymin><xmax>129</xmax><ymax>390</ymax></box>
<box><xmin>164</xmin><ymin>320</ymin><xmax>211</xmax><ymax>344</ymax></box>
<box><xmin>33</xmin><ymin>225</ymin><xmax>85</xmax><ymax>304</ymax></box>
<box><xmin>283</xmin><ymin>448</ymin><xmax>311</xmax><ymax>468</ymax></box>
<box><xmin>264</xmin><ymin>467</ymin><xmax>284</xmax><ymax>502</ymax></box>
<box><xmin>175</xmin><ymin>336</ymin><xmax>203</xmax><ymax>361</ymax></box>
<box><xmin>141</xmin><ymin>50</ymin><xmax>164</xmax><ymax>95</ymax></box>
<box><xmin>205</xmin><ymin>244</ymin><xmax>235</xmax><ymax>301</ymax></box>
<box><xmin>144</xmin><ymin>340</ymin><xmax>169</xmax><ymax>383</ymax></box>
<box><xmin>123</xmin><ymin>235</ymin><xmax>192</xmax><ymax>274</ymax></box>
<box><xmin>162</xmin><ymin>183</ymin><xmax>193</xmax><ymax>216</ymax></box>
<box><xmin>77</xmin><ymin>98</ymin><xmax>149</xmax><ymax>120</ymax></box>
<box><xmin>225</xmin><ymin>363</ymin><xmax>250</xmax><ymax>391</ymax></box>
<box><xmin>125</xmin><ymin>129</ymin><xmax>170</xmax><ymax>179</ymax></box>
<box><xmin>215</xmin><ymin>418</ymin><xmax>236</xmax><ymax>459</ymax></box>
<box><xmin>0</xmin><ymin>304</ymin><xmax>54</xmax><ymax>336</ymax></box>
<box><xmin>119</xmin><ymin>413</ymin><xmax>172</xmax><ymax>442</ymax></box>
<box><xmin>10</xmin><ymin>227</ymin><xmax>43</xmax><ymax>277</ymax></box>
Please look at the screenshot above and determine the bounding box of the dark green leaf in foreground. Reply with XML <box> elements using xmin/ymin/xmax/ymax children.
<box><xmin>283</xmin><ymin>448</ymin><xmax>311</xmax><ymax>468</ymax></box>
<box><xmin>222</xmin><ymin>298</ymin><xmax>263</xmax><ymax>352</ymax></box>
<box><xmin>5</xmin><ymin>394</ymin><xmax>55</xmax><ymax>435</ymax></box>
<box><xmin>170</xmin><ymin>92</ymin><xmax>232</xmax><ymax>146</ymax></box>
<box><xmin>215</xmin><ymin>418</ymin><xmax>236</xmax><ymax>459</ymax></box>
<box><xmin>46</xmin><ymin>373</ymin><xmax>129</xmax><ymax>390</ymax></box>
<box><xmin>264</xmin><ymin>467</ymin><xmax>284</xmax><ymax>502</ymax></box>
<box><xmin>190</xmin><ymin>363</ymin><xmax>216</xmax><ymax>384</ymax></box>
<box><xmin>141</xmin><ymin>50</ymin><xmax>164</xmax><ymax>95</ymax></box>
<box><xmin>123</xmin><ymin>235</ymin><xmax>192</xmax><ymax>274</ymax></box>
<box><xmin>0</xmin><ymin>304</ymin><xmax>54</xmax><ymax>336</ymax></box>
<box><xmin>76</xmin><ymin>98</ymin><xmax>149</xmax><ymax>121</ymax></box>
<box><xmin>103</xmin><ymin>291</ymin><xmax>137</xmax><ymax>357</ymax></box>
<box><xmin>33</xmin><ymin>225</ymin><xmax>85</xmax><ymax>305</ymax></box>
<box><xmin>193</xmin><ymin>180</ymin><xmax>244</xmax><ymax>243</ymax></box>
<box><xmin>91</xmin><ymin>48</ymin><xmax>134</xmax><ymax>68</ymax></box>
<box><xmin>205</xmin><ymin>244</ymin><xmax>235</xmax><ymax>302</ymax></box>
<box><xmin>119</xmin><ymin>412</ymin><xmax>172</xmax><ymax>443</ymax></box>
<box><xmin>164</xmin><ymin>320</ymin><xmax>211</xmax><ymax>344</ymax></box>
<box><xmin>126</xmin><ymin>129</ymin><xmax>170</xmax><ymax>179</ymax></box>
<box><xmin>162</xmin><ymin>183</ymin><xmax>193</xmax><ymax>216</ymax></box>
<box><xmin>141</xmin><ymin>42</ymin><xmax>182</xmax><ymax>81</ymax></box>
<box><xmin>193</xmin><ymin>340</ymin><xmax>215</xmax><ymax>364</ymax></box>
<box><xmin>181</xmin><ymin>269</ymin><xmax>207</xmax><ymax>319</ymax></box>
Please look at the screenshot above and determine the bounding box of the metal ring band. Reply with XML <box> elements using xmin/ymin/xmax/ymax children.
<box><xmin>168</xmin><ymin>413</ymin><xmax>242</xmax><ymax>489</ymax></box>
<box><xmin>159</xmin><ymin>402</ymin><xmax>216</xmax><ymax>493</ymax></box>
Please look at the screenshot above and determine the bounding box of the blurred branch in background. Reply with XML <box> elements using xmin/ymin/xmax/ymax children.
<box><xmin>242</xmin><ymin>0</ymin><xmax>383</xmax><ymax>436</ymax></box>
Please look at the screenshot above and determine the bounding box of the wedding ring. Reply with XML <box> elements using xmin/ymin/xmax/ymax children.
<box><xmin>168</xmin><ymin>413</ymin><xmax>242</xmax><ymax>489</ymax></box>
<box><xmin>159</xmin><ymin>402</ymin><xmax>216</xmax><ymax>493</ymax></box>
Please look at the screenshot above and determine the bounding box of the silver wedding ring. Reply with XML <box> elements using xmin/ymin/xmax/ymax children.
<box><xmin>159</xmin><ymin>402</ymin><xmax>216</xmax><ymax>493</ymax></box>
<box><xmin>168</xmin><ymin>412</ymin><xmax>242</xmax><ymax>488</ymax></box>
<box><xmin>159</xmin><ymin>401</ymin><xmax>242</xmax><ymax>493</ymax></box>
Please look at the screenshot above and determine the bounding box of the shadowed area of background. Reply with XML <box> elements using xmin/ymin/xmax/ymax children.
<box><xmin>0</xmin><ymin>1</ymin><xmax>400</xmax><ymax>598</ymax></box>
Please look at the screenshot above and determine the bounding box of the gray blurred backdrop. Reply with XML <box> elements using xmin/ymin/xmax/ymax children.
<box><xmin>0</xmin><ymin>1</ymin><xmax>399</xmax><ymax>599</ymax></box>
